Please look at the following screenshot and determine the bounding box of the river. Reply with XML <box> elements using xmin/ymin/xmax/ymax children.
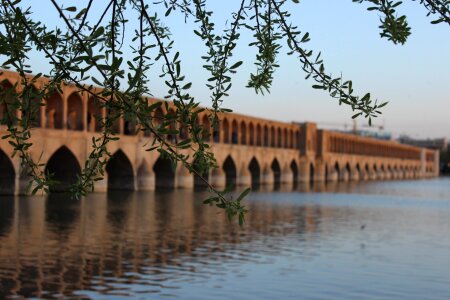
<box><xmin>1</xmin><ymin>178</ymin><xmax>450</xmax><ymax>299</ymax></box>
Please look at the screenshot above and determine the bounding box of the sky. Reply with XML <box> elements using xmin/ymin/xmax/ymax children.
<box><xmin>15</xmin><ymin>0</ymin><xmax>450</xmax><ymax>139</ymax></box>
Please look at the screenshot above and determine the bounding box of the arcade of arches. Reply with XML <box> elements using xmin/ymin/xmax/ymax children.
<box><xmin>0</xmin><ymin>70</ymin><xmax>440</xmax><ymax>195</ymax></box>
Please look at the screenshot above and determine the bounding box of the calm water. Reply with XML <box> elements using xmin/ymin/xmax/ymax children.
<box><xmin>1</xmin><ymin>178</ymin><xmax>450</xmax><ymax>299</ymax></box>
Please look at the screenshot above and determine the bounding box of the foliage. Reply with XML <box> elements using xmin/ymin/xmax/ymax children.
<box><xmin>0</xmin><ymin>0</ymin><xmax>448</xmax><ymax>224</ymax></box>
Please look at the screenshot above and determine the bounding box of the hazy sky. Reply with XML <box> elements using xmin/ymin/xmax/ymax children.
<box><xmin>18</xmin><ymin>1</ymin><xmax>450</xmax><ymax>139</ymax></box>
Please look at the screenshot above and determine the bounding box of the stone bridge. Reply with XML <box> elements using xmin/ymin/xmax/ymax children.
<box><xmin>0</xmin><ymin>70</ymin><xmax>439</xmax><ymax>195</ymax></box>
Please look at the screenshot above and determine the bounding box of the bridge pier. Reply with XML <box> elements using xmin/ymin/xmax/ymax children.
<box><xmin>237</xmin><ymin>167</ymin><xmax>252</xmax><ymax>187</ymax></box>
<box><xmin>262</xmin><ymin>166</ymin><xmax>274</xmax><ymax>185</ymax></box>
<box><xmin>176</xmin><ymin>167</ymin><xmax>194</xmax><ymax>189</ymax></box>
<box><xmin>93</xmin><ymin>175</ymin><xmax>108</xmax><ymax>192</ymax></box>
<box><xmin>210</xmin><ymin>168</ymin><xmax>226</xmax><ymax>188</ymax></box>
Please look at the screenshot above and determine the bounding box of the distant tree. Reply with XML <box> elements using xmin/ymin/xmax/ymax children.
<box><xmin>0</xmin><ymin>0</ymin><xmax>448</xmax><ymax>223</ymax></box>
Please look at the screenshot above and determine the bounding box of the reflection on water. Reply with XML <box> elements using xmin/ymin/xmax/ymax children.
<box><xmin>0</xmin><ymin>178</ymin><xmax>450</xmax><ymax>299</ymax></box>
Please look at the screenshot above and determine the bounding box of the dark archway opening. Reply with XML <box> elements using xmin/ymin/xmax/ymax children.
<box><xmin>249</xmin><ymin>157</ymin><xmax>261</xmax><ymax>190</ymax></box>
<box><xmin>223</xmin><ymin>156</ymin><xmax>237</xmax><ymax>189</ymax></box>
<box><xmin>324</xmin><ymin>164</ymin><xmax>329</xmax><ymax>183</ymax></box>
<box><xmin>309</xmin><ymin>163</ymin><xmax>315</xmax><ymax>185</ymax></box>
<box><xmin>153</xmin><ymin>156</ymin><xmax>175</xmax><ymax>190</ymax></box>
<box><xmin>45</xmin><ymin>146</ymin><xmax>81</xmax><ymax>193</ymax></box>
<box><xmin>290</xmin><ymin>160</ymin><xmax>298</xmax><ymax>189</ymax></box>
<box><xmin>271</xmin><ymin>159</ymin><xmax>281</xmax><ymax>190</ymax></box>
<box><xmin>0</xmin><ymin>149</ymin><xmax>15</xmax><ymax>195</ymax></box>
<box><xmin>345</xmin><ymin>163</ymin><xmax>351</xmax><ymax>181</ymax></box>
<box><xmin>106</xmin><ymin>150</ymin><xmax>134</xmax><ymax>190</ymax></box>
<box><xmin>335</xmin><ymin>162</ymin><xmax>341</xmax><ymax>182</ymax></box>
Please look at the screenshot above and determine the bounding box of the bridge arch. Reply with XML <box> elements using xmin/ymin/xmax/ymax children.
<box><xmin>223</xmin><ymin>118</ymin><xmax>230</xmax><ymax>143</ymax></box>
<box><xmin>0</xmin><ymin>149</ymin><xmax>15</xmax><ymax>195</ymax></box>
<box><xmin>271</xmin><ymin>158</ymin><xmax>281</xmax><ymax>189</ymax></box>
<box><xmin>334</xmin><ymin>161</ymin><xmax>341</xmax><ymax>181</ymax></box>
<box><xmin>249</xmin><ymin>122</ymin><xmax>254</xmax><ymax>146</ymax></box>
<box><xmin>46</xmin><ymin>91</ymin><xmax>64</xmax><ymax>129</ymax></box>
<box><xmin>200</xmin><ymin>114</ymin><xmax>211</xmax><ymax>142</ymax></box>
<box><xmin>22</xmin><ymin>84</ymin><xmax>42</xmax><ymax>128</ymax></box>
<box><xmin>345</xmin><ymin>162</ymin><xmax>351</xmax><ymax>181</ymax></box>
<box><xmin>0</xmin><ymin>80</ymin><xmax>17</xmax><ymax>126</ymax></box>
<box><xmin>106</xmin><ymin>150</ymin><xmax>135</xmax><ymax>190</ymax></box>
<box><xmin>270</xmin><ymin>126</ymin><xmax>275</xmax><ymax>147</ymax></box>
<box><xmin>277</xmin><ymin>128</ymin><xmax>282</xmax><ymax>148</ymax></box>
<box><xmin>240</xmin><ymin>121</ymin><xmax>247</xmax><ymax>145</ymax></box>
<box><xmin>223</xmin><ymin>155</ymin><xmax>237</xmax><ymax>188</ymax></box>
<box><xmin>256</xmin><ymin>124</ymin><xmax>262</xmax><ymax>146</ymax></box>
<box><xmin>153</xmin><ymin>155</ymin><xmax>175</xmax><ymax>190</ymax></box>
<box><xmin>249</xmin><ymin>157</ymin><xmax>261</xmax><ymax>189</ymax></box>
<box><xmin>290</xmin><ymin>160</ymin><xmax>298</xmax><ymax>186</ymax></box>
<box><xmin>231</xmin><ymin>119</ymin><xmax>238</xmax><ymax>144</ymax></box>
<box><xmin>264</xmin><ymin>125</ymin><xmax>269</xmax><ymax>147</ymax></box>
<box><xmin>87</xmin><ymin>96</ymin><xmax>103</xmax><ymax>132</ymax></box>
<box><xmin>67</xmin><ymin>92</ymin><xmax>83</xmax><ymax>130</ymax></box>
<box><xmin>45</xmin><ymin>146</ymin><xmax>81</xmax><ymax>192</ymax></box>
<box><xmin>309</xmin><ymin>162</ymin><xmax>315</xmax><ymax>183</ymax></box>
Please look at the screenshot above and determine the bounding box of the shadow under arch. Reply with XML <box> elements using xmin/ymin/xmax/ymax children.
<box><xmin>0</xmin><ymin>149</ymin><xmax>15</xmax><ymax>195</ymax></box>
<box><xmin>223</xmin><ymin>155</ymin><xmax>237</xmax><ymax>189</ymax></box>
<box><xmin>249</xmin><ymin>157</ymin><xmax>261</xmax><ymax>190</ymax></box>
<box><xmin>309</xmin><ymin>162</ymin><xmax>315</xmax><ymax>184</ymax></box>
<box><xmin>106</xmin><ymin>150</ymin><xmax>135</xmax><ymax>190</ymax></box>
<box><xmin>45</xmin><ymin>146</ymin><xmax>81</xmax><ymax>193</ymax></box>
<box><xmin>271</xmin><ymin>158</ymin><xmax>281</xmax><ymax>190</ymax></box>
<box><xmin>290</xmin><ymin>160</ymin><xmax>298</xmax><ymax>188</ymax></box>
<box><xmin>153</xmin><ymin>155</ymin><xmax>175</xmax><ymax>190</ymax></box>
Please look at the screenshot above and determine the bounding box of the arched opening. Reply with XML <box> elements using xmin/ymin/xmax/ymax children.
<box><xmin>324</xmin><ymin>164</ymin><xmax>329</xmax><ymax>183</ymax></box>
<box><xmin>0</xmin><ymin>80</ymin><xmax>17</xmax><ymax>127</ymax></box>
<box><xmin>290</xmin><ymin>160</ymin><xmax>298</xmax><ymax>187</ymax></box>
<box><xmin>46</xmin><ymin>91</ymin><xmax>64</xmax><ymax>129</ymax></box>
<box><xmin>263</xmin><ymin>125</ymin><xmax>269</xmax><ymax>147</ymax></box>
<box><xmin>201</xmin><ymin>115</ymin><xmax>211</xmax><ymax>142</ymax></box>
<box><xmin>124</xmin><ymin>116</ymin><xmax>137</xmax><ymax>136</ymax></box>
<box><xmin>240</xmin><ymin>121</ymin><xmax>247</xmax><ymax>145</ymax></box>
<box><xmin>256</xmin><ymin>124</ymin><xmax>262</xmax><ymax>146</ymax></box>
<box><xmin>248</xmin><ymin>157</ymin><xmax>261</xmax><ymax>190</ymax></box>
<box><xmin>67</xmin><ymin>92</ymin><xmax>83</xmax><ymax>130</ymax></box>
<box><xmin>335</xmin><ymin>162</ymin><xmax>341</xmax><ymax>181</ymax></box>
<box><xmin>365</xmin><ymin>163</ymin><xmax>370</xmax><ymax>179</ymax></box>
<box><xmin>283</xmin><ymin>128</ymin><xmax>288</xmax><ymax>148</ymax></box>
<box><xmin>248</xmin><ymin>123</ymin><xmax>254</xmax><ymax>146</ymax></box>
<box><xmin>277</xmin><ymin>128</ymin><xmax>282</xmax><ymax>147</ymax></box>
<box><xmin>0</xmin><ymin>149</ymin><xmax>15</xmax><ymax>195</ymax></box>
<box><xmin>87</xmin><ymin>96</ymin><xmax>103</xmax><ymax>132</ymax></box>
<box><xmin>309</xmin><ymin>162</ymin><xmax>315</xmax><ymax>184</ymax></box>
<box><xmin>231</xmin><ymin>120</ymin><xmax>238</xmax><ymax>144</ymax></box>
<box><xmin>271</xmin><ymin>159</ymin><xmax>281</xmax><ymax>190</ymax></box>
<box><xmin>22</xmin><ymin>85</ymin><xmax>42</xmax><ymax>128</ymax></box>
<box><xmin>153</xmin><ymin>155</ymin><xmax>175</xmax><ymax>190</ymax></box>
<box><xmin>223</xmin><ymin>118</ymin><xmax>230</xmax><ymax>143</ymax></box>
<box><xmin>345</xmin><ymin>162</ymin><xmax>351</xmax><ymax>180</ymax></box>
<box><xmin>356</xmin><ymin>163</ymin><xmax>361</xmax><ymax>180</ymax></box>
<box><xmin>290</xmin><ymin>130</ymin><xmax>294</xmax><ymax>148</ymax></box>
<box><xmin>270</xmin><ymin>126</ymin><xmax>275</xmax><ymax>147</ymax></box>
<box><xmin>45</xmin><ymin>146</ymin><xmax>81</xmax><ymax>192</ymax></box>
<box><xmin>223</xmin><ymin>155</ymin><xmax>237</xmax><ymax>188</ymax></box>
<box><xmin>106</xmin><ymin>150</ymin><xmax>134</xmax><ymax>190</ymax></box>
